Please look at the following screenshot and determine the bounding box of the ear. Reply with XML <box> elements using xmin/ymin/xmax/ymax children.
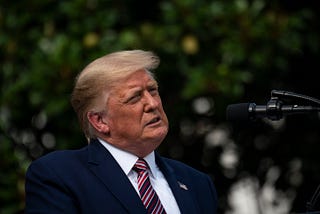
<box><xmin>87</xmin><ymin>111</ymin><xmax>110</xmax><ymax>134</ymax></box>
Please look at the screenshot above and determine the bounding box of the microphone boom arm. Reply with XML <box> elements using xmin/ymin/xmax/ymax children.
<box><xmin>271</xmin><ymin>90</ymin><xmax>320</xmax><ymax>106</ymax></box>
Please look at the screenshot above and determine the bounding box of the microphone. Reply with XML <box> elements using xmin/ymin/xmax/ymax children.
<box><xmin>226</xmin><ymin>101</ymin><xmax>320</xmax><ymax>121</ymax></box>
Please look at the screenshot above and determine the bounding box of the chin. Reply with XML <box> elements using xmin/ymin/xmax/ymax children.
<box><xmin>146</xmin><ymin>130</ymin><xmax>167</xmax><ymax>144</ymax></box>
<box><xmin>156</xmin><ymin>127</ymin><xmax>168</xmax><ymax>139</ymax></box>
<box><xmin>142</xmin><ymin>125</ymin><xmax>168</xmax><ymax>141</ymax></box>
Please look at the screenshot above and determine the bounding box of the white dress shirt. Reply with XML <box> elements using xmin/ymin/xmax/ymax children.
<box><xmin>98</xmin><ymin>138</ymin><xmax>181</xmax><ymax>214</ymax></box>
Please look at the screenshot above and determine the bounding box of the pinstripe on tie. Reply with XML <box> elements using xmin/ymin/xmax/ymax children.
<box><xmin>133</xmin><ymin>158</ymin><xmax>166</xmax><ymax>214</ymax></box>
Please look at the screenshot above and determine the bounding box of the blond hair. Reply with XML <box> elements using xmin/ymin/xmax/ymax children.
<box><xmin>70</xmin><ymin>50</ymin><xmax>160</xmax><ymax>139</ymax></box>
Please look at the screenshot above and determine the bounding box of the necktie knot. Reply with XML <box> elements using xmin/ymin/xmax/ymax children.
<box><xmin>133</xmin><ymin>158</ymin><xmax>148</xmax><ymax>174</ymax></box>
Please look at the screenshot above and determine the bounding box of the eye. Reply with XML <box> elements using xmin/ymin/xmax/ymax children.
<box><xmin>129</xmin><ymin>95</ymin><xmax>140</xmax><ymax>102</ymax></box>
<box><xmin>148</xmin><ymin>87</ymin><xmax>159</xmax><ymax>96</ymax></box>
<box><xmin>127</xmin><ymin>92</ymin><xmax>141</xmax><ymax>103</ymax></box>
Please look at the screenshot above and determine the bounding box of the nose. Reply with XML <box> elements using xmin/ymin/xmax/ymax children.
<box><xmin>143</xmin><ymin>91</ymin><xmax>159</xmax><ymax>112</ymax></box>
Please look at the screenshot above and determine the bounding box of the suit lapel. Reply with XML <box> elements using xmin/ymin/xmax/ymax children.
<box><xmin>155</xmin><ymin>153</ymin><xmax>199</xmax><ymax>213</ymax></box>
<box><xmin>87</xmin><ymin>140</ymin><xmax>146</xmax><ymax>213</ymax></box>
<box><xmin>86</xmin><ymin>140</ymin><xmax>199</xmax><ymax>213</ymax></box>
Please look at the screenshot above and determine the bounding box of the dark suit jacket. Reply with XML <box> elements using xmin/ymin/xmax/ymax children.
<box><xmin>25</xmin><ymin>139</ymin><xmax>218</xmax><ymax>213</ymax></box>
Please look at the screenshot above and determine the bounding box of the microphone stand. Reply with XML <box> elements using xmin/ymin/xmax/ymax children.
<box><xmin>270</xmin><ymin>90</ymin><xmax>320</xmax><ymax>212</ymax></box>
<box><xmin>307</xmin><ymin>185</ymin><xmax>320</xmax><ymax>213</ymax></box>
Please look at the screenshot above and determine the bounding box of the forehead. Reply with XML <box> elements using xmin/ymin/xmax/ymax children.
<box><xmin>120</xmin><ymin>70</ymin><xmax>157</xmax><ymax>87</ymax></box>
<box><xmin>109</xmin><ymin>70</ymin><xmax>157</xmax><ymax>95</ymax></box>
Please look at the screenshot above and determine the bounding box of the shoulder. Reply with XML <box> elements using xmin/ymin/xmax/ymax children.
<box><xmin>35</xmin><ymin>146</ymin><xmax>87</xmax><ymax>163</ymax></box>
<box><xmin>26</xmin><ymin>146</ymin><xmax>88</xmax><ymax>176</ymax></box>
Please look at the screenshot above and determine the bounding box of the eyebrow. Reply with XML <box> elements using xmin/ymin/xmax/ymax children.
<box><xmin>147</xmin><ymin>81</ymin><xmax>158</xmax><ymax>88</ymax></box>
<box><xmin>120</xmin><ymin>81</ymin><xmax>158</xmax><ymax>102</ymax></box>
<box><xmin>126</xmin><ymin>82</ymin><xmax>158</xmax><ymax>96</ymax></box>
<box><xmin>125</xmin><ymin>79</ymin><xmax>158</xmax><ymax>89</ymax></box>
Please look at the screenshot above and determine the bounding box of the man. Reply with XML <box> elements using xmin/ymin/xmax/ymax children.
<box><xmin>25</xmin><ymin>50</ymin><xmax>218</xmax><ymax>213</ymax></box>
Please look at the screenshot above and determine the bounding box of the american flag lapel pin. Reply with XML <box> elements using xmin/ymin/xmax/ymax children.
<box><xmin>178</xmin><ymin>181</ymin><xmax>188</xmax><ymax>190</ymax></box>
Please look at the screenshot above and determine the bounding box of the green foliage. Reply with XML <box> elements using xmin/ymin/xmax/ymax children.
<box><xmin>1</xmin><ymin>0</ymin><xmax>319</xmax><ymax>213</ymax></box>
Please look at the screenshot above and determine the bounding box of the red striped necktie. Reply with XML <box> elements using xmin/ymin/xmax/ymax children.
<box><xmin>133</xmin><ymin>158</ymin><xmax>167</xmax><ymax>214</ymax></box>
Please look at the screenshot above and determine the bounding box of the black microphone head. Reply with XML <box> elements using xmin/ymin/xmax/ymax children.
<box><xmin>226</xmin><ymin>103</ymin><xmax>251</xmax><ymax>121</ymax></box>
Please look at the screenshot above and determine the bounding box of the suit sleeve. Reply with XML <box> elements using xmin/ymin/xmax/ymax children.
<box><xmin>25</xmin><ymin>159</ymin><xmax>79</xmax><ymax>213</ymax></box>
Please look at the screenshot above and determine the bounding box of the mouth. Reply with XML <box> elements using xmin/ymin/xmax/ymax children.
<box><xmin>146</xmin><ymin>116</ymin><xmax>161</xmax><ymax>126</ymax></box>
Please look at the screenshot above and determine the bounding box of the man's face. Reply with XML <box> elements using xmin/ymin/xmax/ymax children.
<box><xmin>102</xmin><ymin>69</ymin><xmax>169</xmax><ymax>157</ymax></box>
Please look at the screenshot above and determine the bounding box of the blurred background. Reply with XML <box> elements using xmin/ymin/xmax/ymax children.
<box><xmin>1</xmin><ymin>0</ymin><xmax>320</xmax><ymax>213</ymax></box>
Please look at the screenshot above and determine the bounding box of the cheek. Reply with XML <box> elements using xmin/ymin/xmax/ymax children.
<box><xmin>109</xmin><ymin>108</ymin><xmax>143</xmax><ymax>128</ymax></box>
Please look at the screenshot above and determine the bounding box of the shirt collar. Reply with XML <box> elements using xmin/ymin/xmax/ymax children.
<box><xmin>143</xmin><ymin>152</ymin><xmax>158</xmax><ymax>178</ymax></box>
<box><xmin>98</xmin><ymin>138</ymin><xmax>158</xmax><ymax>178</ymax></box>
